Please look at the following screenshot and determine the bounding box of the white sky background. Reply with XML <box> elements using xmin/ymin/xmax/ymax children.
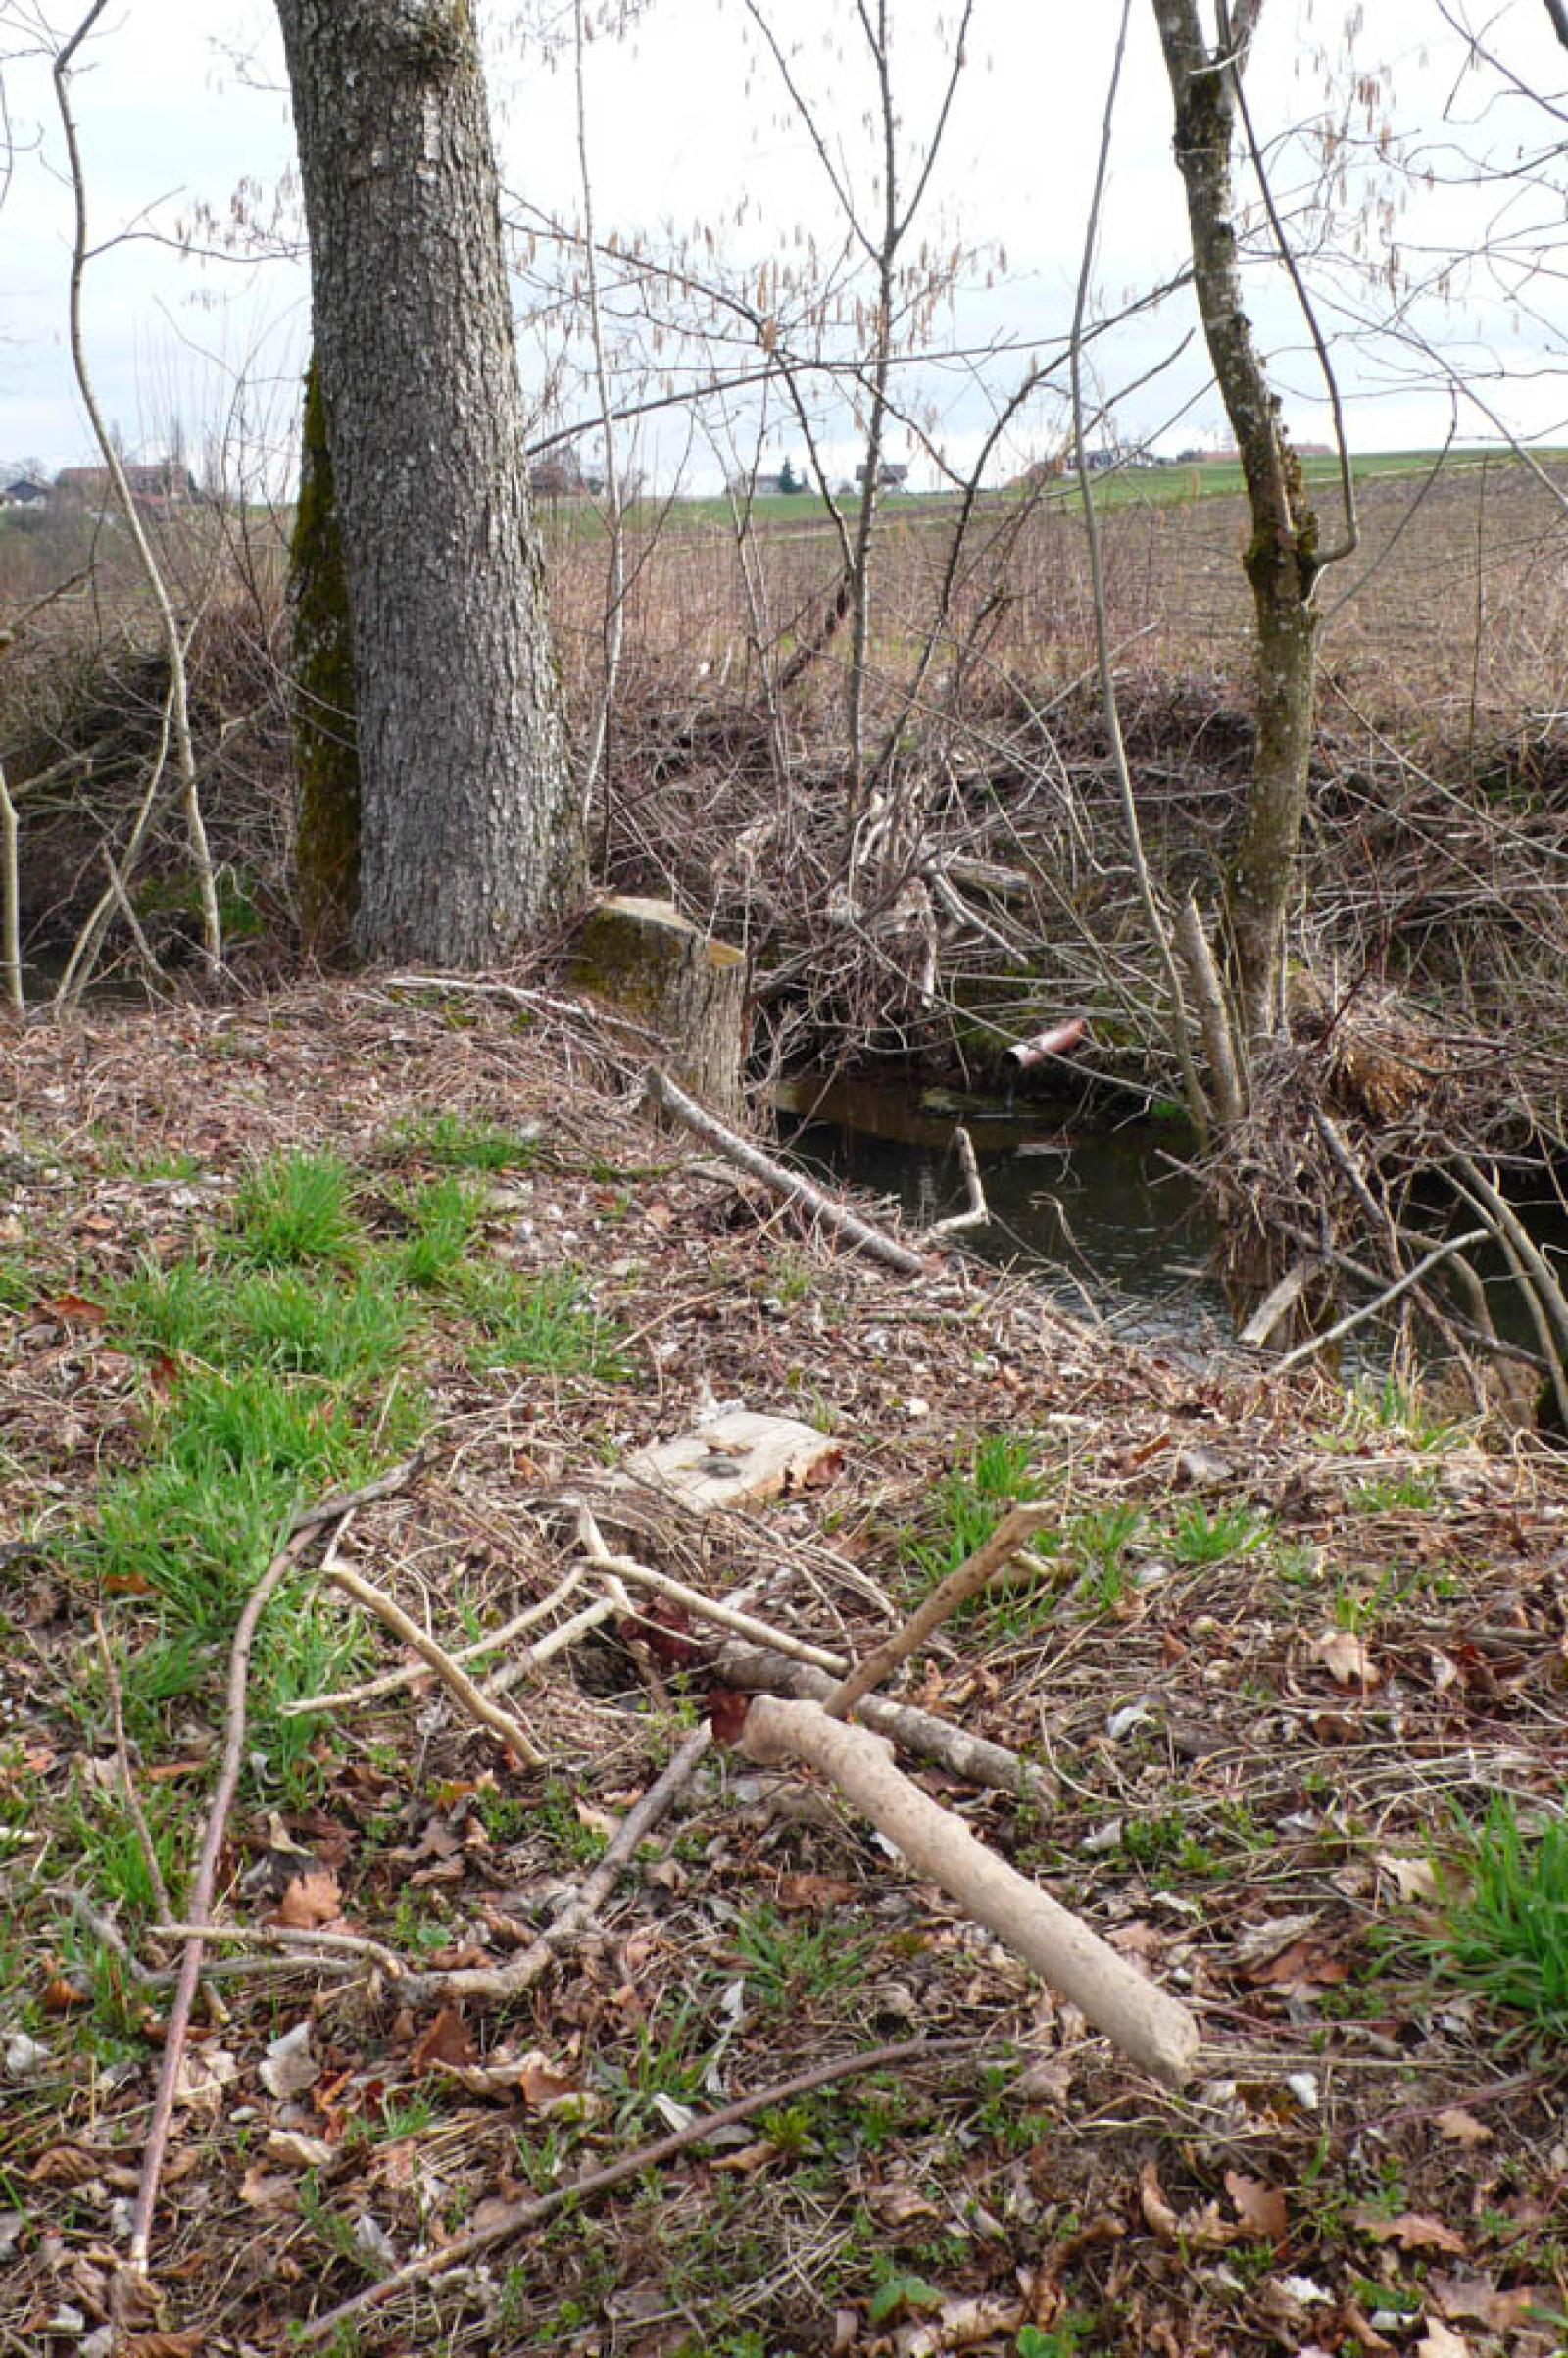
<box><xmin>1</xmin><ymin>0</ymin><xmax>1567</xmax><ymax>489</ymax></box>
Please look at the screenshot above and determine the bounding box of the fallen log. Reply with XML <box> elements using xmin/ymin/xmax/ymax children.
<box><xmin>713</xmin><ymin>1639</ymin><xmax>1043</xmax><ymax>1799</ymax></box>
<box><xmin>742</xmin><ymin>1697</ymin><xmax>1200</xmax><ymax>2088</ymax></box>
<box><xmin>645</xmin><ymin>1065</ymin><xmax>928</xmax><ymax>1276</ymax></box>
<box><xmin>1007</xmin><ymin>1016</ymin><xmax>1088</xmax><ymax>1072</ymax></box>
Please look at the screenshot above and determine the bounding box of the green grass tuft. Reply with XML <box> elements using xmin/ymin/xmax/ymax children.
<box><xmin>461</xmin><ymin>1265</ymin><xmax>627</xmax><ymax>1378</ymax></box>
<box><xmin>390</xmin><ymin>1110</ymin><xmax>543</xmax><ymax>1173</ymax></box>
<box><xmin>1429</xmin><ymin>1794</ymin><xmax>1568</xmax><ymax>2039</ymax></box>
<box><xmin>224</xmin><ymin>1150</ymin><xmax>364</xmax><ymax>1270</ymax></box>
<box><xmin>905</xmin><ymin>1430</ymin><xmax>1047</xmax><ymax>1589</ymax></box>
<box><xmin>1170</xmin><ymin>1501</ymin><xmax>1270</xmax><ymax>1565</ymax></box>
<box><xmin>112</xmin><ymin>1259</ymin><xmax>411</xmax><ymax>1383</ymax></box>
<box><xmin>390</xmin><ymin>1173</ymin><xmax>489</xmax><ymax>1290</ymax></box>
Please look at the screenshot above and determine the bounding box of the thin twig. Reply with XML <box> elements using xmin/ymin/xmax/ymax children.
<box><xmin>928</xmin><ymin>1125</ymin><xmax>991</xmax><ymax>1237</ymax></box>
<box><xmin>125</xmin><ymin>1458</ymin><xmax>423</xmax><ymax>2279</ymax></box>
<box><xmin>291</xmin><ymin>1453</ymin><xmax>426</xmax><ymax>1531</ymax></box>
<box><xmin>279</xmin><ymin>1569</ymin><xmax>583</xmax><ymax>1715</ymax></box>
<box><xmin>1069</xmin><ymin>0</ymin><xmax>1211</xmax><ymax>1141</ymax></box>
<box><xmin>1273</xmin><ymin>1231</ymin><xmax>1490</xmax><ymax>1373</ymax></box>
<box><xmin>126</xmin><ymin>1522</ymin><xmax>316</xmax><ymax>2276</ymax></box>
<box><xmin>322</xmin><ymin>1563</ymin><xmax>545</xmax><ymax>1766</ymax></box>
<box><xmin>61</xmin><ymin>1887</ymin><xmax>158</xmax><ymax>1989</ymax></box>
<box><xmin>404</xmin><ymin>1722</ymin><xmax>713</xmax><ymax>2005</ymax></box>
<box><xmin>0</xmin><ymin>762</ymin><xmax>21</xmax><ymax>1017</ymax></box>
<box><xmin>645</xmin><ymin>1065</ymin><xmax>927</xmax><ymax>1275</ymax></box>
<box><xmin>93</xmin><ymin>1610</ymin><xmax>172</xmax><ymax>1926</ymax></box>
<box><xmin>154</xmin><ymin>1921</ymin><xmax>412</xmax><ymax>1979</ymax></box>
<box><xmin>826</xmin><ymin>1502</ymin><xmax>1054</xmax><ymax>1720</ymax></box>
<box><xmin>52</xmin><ymin>1</ymin><xmax>221</xmax><ymax>973</ymax></box>
<box><xmin>296</xmin><ymin>2032</ymin><xmax>979</xmax><ymax>2346</ymax></box>
<box><xmin>576</xmin><ymin>1504</ymin><xmax>848</xmax><ymax>1675</ymax></box>
<box><xmin>485</xmin><ymin>1591</ymin><xmax>622</xmax><ymax>1694</ymax></box>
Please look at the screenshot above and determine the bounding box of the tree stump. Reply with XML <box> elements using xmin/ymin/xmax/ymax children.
<box><xmin>569</xmin><ymin>895</ymin><xmax>747</xmax><ymax>1117</ymax></box>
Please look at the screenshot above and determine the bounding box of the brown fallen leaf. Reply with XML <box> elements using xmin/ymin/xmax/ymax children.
<box><xmin>1352</xmin><ymin>2207</ymin><xmax>1466</xmax><ymax>2256</ymax></box>
<box><xmin>37</xmin><ymin>1292</ymin><xmax>108</xmax><ymax>1327</ymax></box>
<box><xmin>869</xmin><ymin>2181</ymin><xmax>944</xmax><ymax>2228</ymax></box>
<box><xmin>710</xmin><ymin>2139</ymin><xmax>778</xmax><ymax>2175</ymax></box>
<box><xmin>707</xmin><ymin>1687</ymin><xmax>752</xmax><ymax>1744</ymax></box>
<box><xmin>1433</xmin><ymin>2107</ymin><xmax>1493</xmax><ymax>2149</ymax></box>
<box><xmin>123</xmin><ymin>2334</ymin><xmax>207</xmax><ymax>2358</ymax></box>
<box><xmin>174</xmin><ymin>2043</ymin><xmax>240</xmax><ymax>2113</ymax></box>
<box><xmin>1225</xmin><ymin>2170</ymin><xmax>1289</xmax><ymax>2242</ymax></box>
<box><xmin>1139</xmin><ymin>2160</ymin><xmax>1180</xmax><ymax>2243</ymax></box>
<box><xmin>1230</xmin><ymin>1912</ymin><xmax>1320</xmax><ymax>1970</ymax></box>
<box><xmin>1415</xmin><ymin>2321</ymin><xmax>1469</xmax><ymax>2358</ymax></box>
<box><xmin>1377</xmin><ymin>1852</ymin><xmax>1441</xmax><ymax>1903</ymax></box>
<box><xmin>1181</xmin><ymin>2201</ymin><xmax>1239</xmax><ymax>2252</ymax></box>
<box><xmin>1246</xmin><ymin>1938</ymin><xmax>1352</xmax><ymax>1995</ymax></box>
<box><xmin>274</xmin><ymin>1865</ymin><xmax>342</xmax><ymax>1928</ymax></box>
<box><xmin>1431</xmin><ymin>2274</ymin><xmax>1545</xmax><ymax>2331</ymax></box>
<box><xmin>774</xmin><ymin>1873</ymin><xmax>862</xmax><ymax>1911</ymax></box>
<box><xmin>1106</xmin><ymin>1919</ymin><xmax>1164</xmax><ymax>1959</ymax></box>
<box><xmin>894</xmin><ymin>2294</ymin><xmax>1025</xmax><ymax>2354</ymax></box>
<box><xmin>409</xmin><ymin>2006</ymin><xmax>475</xmax><ymax>2075</ymax></box>
<box><xmin>434</xmin><ymin>2050</ymin><xmax>593</xmax><ymax>2115</ymax></box>
<box><xmin>1310</xmin><ymin>1629</ymin><xmax>1379</xmax><ymax>1686</ymax></box>
<box><xmin>29</xmin><ymin>2143</ymin><xmax>105</xmax><ymax>2186</ymax></box>
<box><xmin>265</xmin><ymin>2129</ymin><xmax>336</xmax><ymax>2170</ymax></box>
<box><xmin>238</xmin><ymin>2166</ymin><xmax>297</xmax><ymax>2213</ymax></box>
<box><xmin>40</xmin><ymin>1967</ymin><xmax>90</xmax><ymax>2013</ymax></box>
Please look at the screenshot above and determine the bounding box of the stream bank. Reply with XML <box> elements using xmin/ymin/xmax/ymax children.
<box><xmin>3</xmin><ymin>979</ymin><xmax>1568</xmax><ymax>2356</ymax></box>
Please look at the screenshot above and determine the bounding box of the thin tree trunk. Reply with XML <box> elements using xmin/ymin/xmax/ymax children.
<box><xmin>274</xmin><ymin>0</ymin><xmax>583</xmax><ymax>966</ymax></box>
<box><xmin>1152</xmin><ymin>0</ymin><xmax>1320</xmax><ymax>1042</ymax></box>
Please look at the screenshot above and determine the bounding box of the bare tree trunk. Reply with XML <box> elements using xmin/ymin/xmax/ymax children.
<box><xmin>1152</xmin><ymin>0</ymin><xmax>1319</xmax><ymax>1042</ymax></box>
<box><xmin>288</xmin><ymin>353</ymin><xmax>360</xmax><ymax>958</ymax></box>
<box><xmin>274</xmin><ymin>0</ymin><xmax>584</xmax><ymax>966</ymax></box>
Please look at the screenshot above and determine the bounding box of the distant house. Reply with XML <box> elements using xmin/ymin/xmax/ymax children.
<box><xmin>1</xmin><ymin>478</ymin><xmax>50</xmax><ymax>509</ymax></box>
<box><xmin>53</xmin><ymin>461</ymin><xmax>200</xmax><ymax>511</ymax></box>
<box><xmin>727</xmin><ymin>469</ymin><xmax>789</xmax><ymax>498</ymax></box>
<box><xmin>854</xmin><ymin>460</ymin><xmax>909</xmax><ymax>491</ymax></box>
<box><xmin>528</xmin><ymin>450</ymin><xmax>605</xmax><ymax>498</ymax></box>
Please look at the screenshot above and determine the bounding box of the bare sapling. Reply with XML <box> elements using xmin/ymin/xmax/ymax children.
<box><xmin>1151</xmin><ymin>0</ymin><xmax>1357</xmax><ymax>1047</ymax></box>
<box><xmin>1073</xmin><ymin>0</ymin><xmax>1213</xmax><ymax>1140</ymax></box>
<box><xmin>740</xmin><ymin>0</ymin><xmax>976</xmax><ymax>824</ymax></box>
<box><xmin>51</xmin><ymin>1</ymin><xmax>223</xmax><ymax>986</ymax></box>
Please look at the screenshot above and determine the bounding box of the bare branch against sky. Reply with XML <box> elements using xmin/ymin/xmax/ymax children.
<box><xmin>2</xmin><ymin>1</ymin><xmax>1568</xmax><ymax>483</ymax></box>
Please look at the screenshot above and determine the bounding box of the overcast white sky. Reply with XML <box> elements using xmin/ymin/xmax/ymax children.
<box><xmin>2</xmin><ymin>0</ymin><xmax>1566</xmax><ymax>489</ymax></box>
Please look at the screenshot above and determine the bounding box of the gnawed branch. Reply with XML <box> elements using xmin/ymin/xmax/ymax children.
<box><xmin>742</xmin><ymin>1697</ymin><xmax>1200</xmax><ymax>2088</ymax></box>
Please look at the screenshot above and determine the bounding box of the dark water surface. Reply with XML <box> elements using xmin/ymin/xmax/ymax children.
<box><xmin>776</xmin><ymin>1074</ymin><xmax>1234</xmax><ymax>1346</ymax></box>
<box><xmin>777</xmin><ymin>1074</ymin><xmax>1567</xmax><ymax>1365</ymax></box>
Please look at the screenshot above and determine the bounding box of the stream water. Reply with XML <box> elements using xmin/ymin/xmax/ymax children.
<box><xmin>777</xmin><ymin>1074</ymin><xmax>1565</xmax><ymax>1369</ymax></box>
<box><xmin>776</xmin><ymin>1075</ymin><xmax>1233</xmax><ymax>1350</ymax></box>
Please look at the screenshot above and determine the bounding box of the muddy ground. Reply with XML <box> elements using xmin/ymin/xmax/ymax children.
<box><xmin>1</xmin><ymin>978</ymin><xmax>1566</xmax><ymax>2358</ymax></box>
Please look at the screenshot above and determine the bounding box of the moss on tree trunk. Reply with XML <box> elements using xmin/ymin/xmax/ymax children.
<box><xmin>288</xmin><ymin>352</ymin><xmax>360</xmax><ymax>959</ymax></box>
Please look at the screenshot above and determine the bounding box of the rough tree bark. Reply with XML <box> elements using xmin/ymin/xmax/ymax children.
<box><xmin>274</xmin><ymin>0</ymin><xmax>584</xmax><ymax>965</ymax></box>
<box><xmin>288</xmin><ymin>354</ymin><xmax>360</xmax><ymax>958</ymax></box>
<box><xmin>1152</xmin><ymin>0</ymin><xmax>1320</xmax><ymax>1044</ymax></box>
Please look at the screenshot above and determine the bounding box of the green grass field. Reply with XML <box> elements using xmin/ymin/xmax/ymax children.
<box><xmin>530</xmin><ymin>446</ymin><xmax>1560</xmax><ymax>540</ymax></box>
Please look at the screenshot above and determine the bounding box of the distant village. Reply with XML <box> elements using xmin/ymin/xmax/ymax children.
<box><xmin>0</xmin><ymin>460</ymin><xmax>205</xmax><ymax>514</ymax></box>
<box><xmin>2</xmin><ymin>434</ymin><xmax>1336</xmax><ymax>517</ymax></box>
